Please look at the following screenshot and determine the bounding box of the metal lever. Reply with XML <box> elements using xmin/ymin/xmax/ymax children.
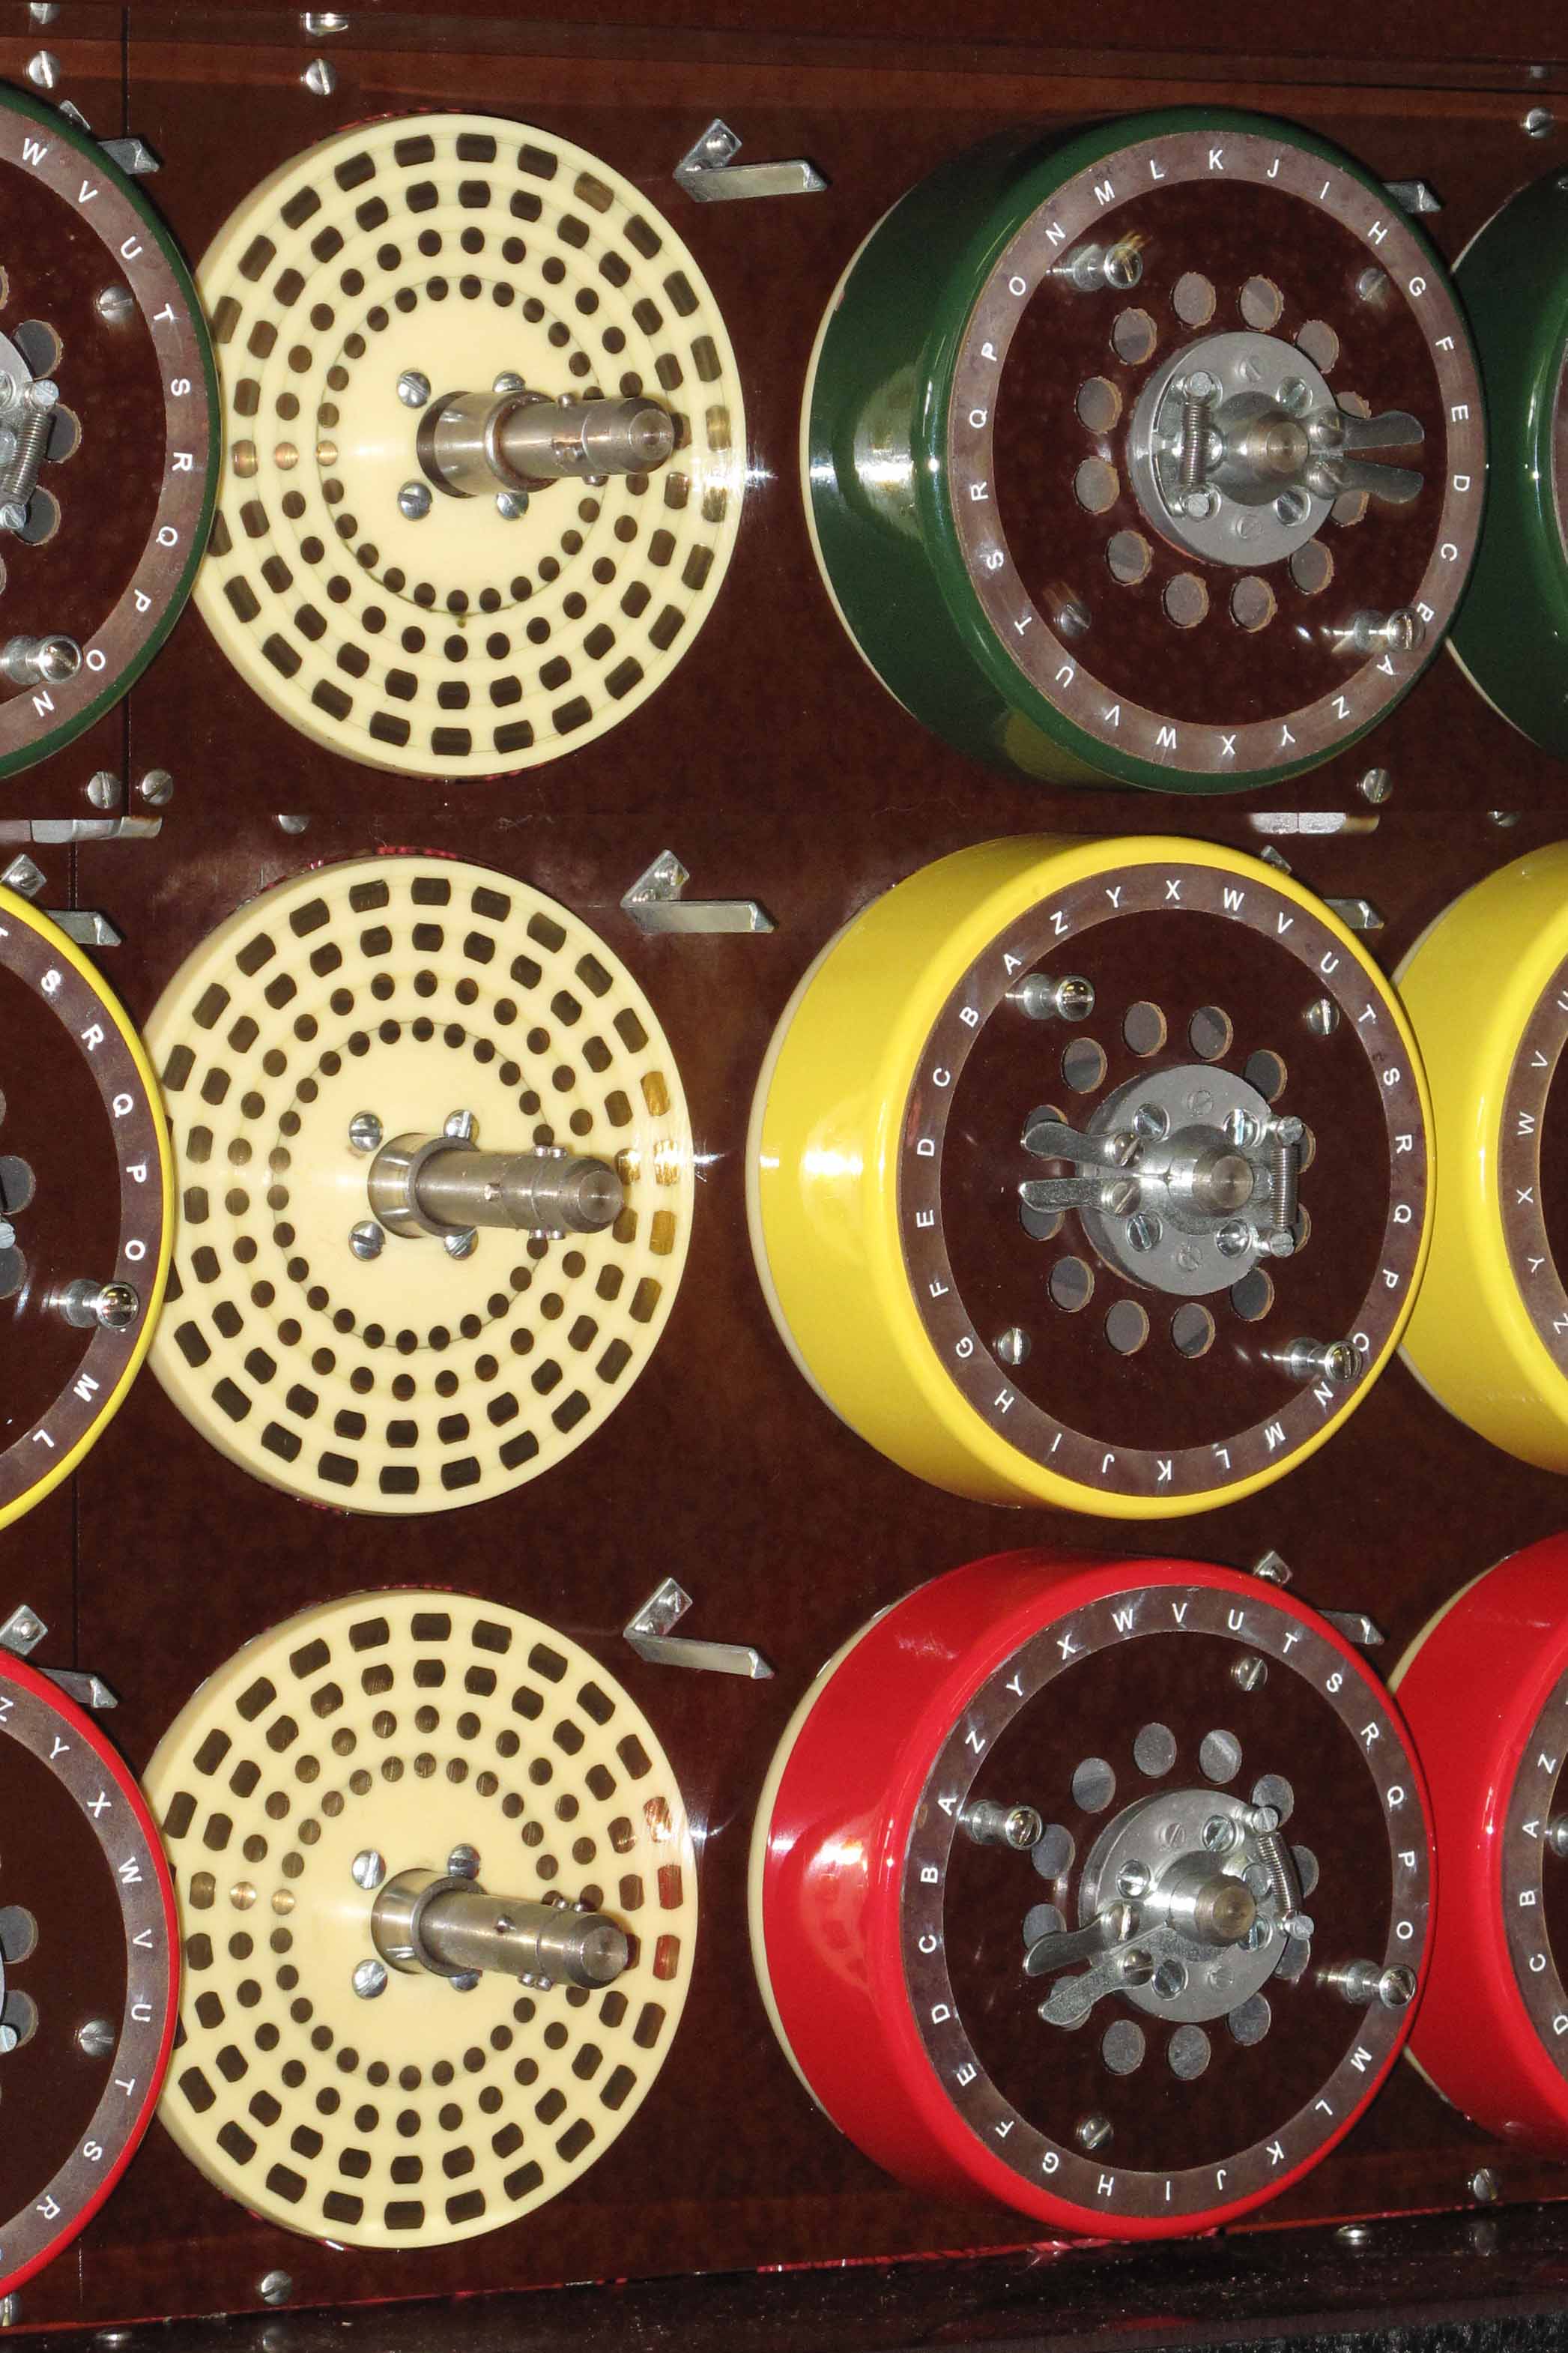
<box><xmin>1020</xmin><ymin>1116</ymin><xmax>1135</xmax><ymax>1169</ymax></box>
<box><xmin>624</xmin><ymin>1577</ymin><xmax>772</xmax><ymax>1679</ymax></box>
<box><xmin>1023</xmin><ymin>1902</ymin><xmax>1142</xmax><ymax>1979</ymax></box>
<box><xmin>673</xmin><ymin>118</ymin><xmax>827</xmax><ymax>202</ymax></box>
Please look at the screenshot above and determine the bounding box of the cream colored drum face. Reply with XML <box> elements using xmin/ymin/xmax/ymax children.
<box><xmin>196</xmin><ymin>114</ymin><xmax>745</xmax><ymax>774</ymax></box>
<box><xmin>146</xmin><ymin>857</ymin><xmax>692</xmax><ymax>1514</ymax></box>
<box><xmin>148</xmin><ymin>1592</ymin><xmax>697</xmax><ymax>2247</ymax></box>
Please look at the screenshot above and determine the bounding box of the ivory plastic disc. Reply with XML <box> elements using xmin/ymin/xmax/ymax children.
<box><xmin>145</xmin><ymin>856</ymin><xmax>691</xmax><ymax>1514</ymax></box>
<box><xmin>195</xmin><ymin>113</ymin><xmax>745</xmax><ymax>774</ymax></box>
<box><xmin>148</xmin><ymin>1590</ymin><xmax>697</xmax><ymax>2248</ymax></box>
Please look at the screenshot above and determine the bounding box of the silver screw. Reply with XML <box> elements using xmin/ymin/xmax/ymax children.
<box><xmin>994</xmin><ymin>1326</ymin><xmax>1031</xmax><ymax>1368</ymax></box>
<box><xmin>1378</xmin><ymin>1964</ymin><xmax>1418</xmax><ymax>2008</ymax></box>
<box><xmin>447</xmin><ymin>1845</ymin><xmax>481</xmax><ymax>1878</ymax></box>
<box><xmin>1101</xmin><ymin>1177</ymin><xmax>1141</xmax><ymax>1218</ymax></box>
<box><xmin>1202</xmin><ymin>1815</ymin><xmax>1239</xmax><ymax>1854</ymax></box>
<box><xmin>444</xmin><ymin>1228</ymin><xmax>478</xmax><ymax>1260</ymax></box>
<box><xmin>443</xmin><ymin>1108</ymin><xmax>476</xmax><ymax>1141</ymax></box>
<box><xmin>1010</xmin><ymin>972</ymin><xmax>1095</xmax><ymax>1023</ymax></box>
<box><xmin>349</xmin><ymin>1220</ymin><xmax>384</xmax><ymax>1260</ymax></box>
<box><xmin>1131</xmin><ymin>1101</ymin><xmax>1169</xmax><ymax>1143</ymax></box>
<box><xmin>1277</xmin><ymin>376</ymin><xmax>1313</xmax><ymax>416</ymax></box>
<box><xmin>85</xmin><ymin>772</ymin><xmax>118</xmax><ymax>812</ymax></box>
<box><xmin>1253</xmin><ymin>1549</ymin><xmax>1292</xmax><ymax>1585</ymax></box>
<box><xmin>399</xmin><ymin>480</ymin><xmax>432</xmax><ymax>520</ymax></box>
<box><xmin>0</xmin><ymin>503</ymin><xmax>25</xmax><ymax>535</ymax></box>
<box><xmin>0</xmin><ymin>2298</ymin><xmax>19</xmax><ymax>2328</ymax></box>
<box><xmin>0</xmin><ymin>2026</ymin><xmax>19</xmax><ymax>2055</ymax></box>
<box><xmin>1231</xmin><ymin>1654</ymin><xmax>1268</xmax><ymax>1693</ymax></box>
<box><xmin>76</xmin><ymin>2017</ymin><xmax>115</xmax><ymax>2059</ymax></box>
<box><xmin>1216</xmin><ymin>1219</ymin><xmax>1253</xmax><ymax>1259</ymax></box>
<box><xmin>1304</xmin><ymin>997</ymin><xmax>1340</xmax><ymax>1036</ymax></box>
<box><xmin>493</xmin><ymin>371</ymin><xmax>526</xmax><ymax>395</ymax></box>
<box><xmin>351</xmin><ymin>1958</ymin><xmax>387</xmax><ymax>2000</ymax></box>
<box><xmin>1076</xmin><ymin>2114</ymin><xmax>1113</xmax><ymax>2151</ymax></box>
<box><xmin>1184</xmin><ymin>369</ymin><xmax>1219</xmax><ymax>403</ymax></box>
<box><xmin>1488</xmin><ymin>809</ymin><xmax>1522</xmax><ymax>828</ymax></box>
<box><xmin>302</xmin><ymin>55</ymin><xmax>338</xmax><ymax>94</ymax></box>
<box><xmin>450</xmin><ymin>1970</ymin><xmax>481</xmax><ymax>1993</ymax></box>
<box><xmin>1470</xmin><ymin>2166</ymin><xmax>1501</xmax><ymax>2203</ymax></box>
<box><xmin>1523</xmin><ymin>106</ymin><xmax>1555</xmax><ymax>137</ymax></box>
<box><xmin>137</xmin><ymin>767</ymin><xmax>174</xmax><ymax>807</ymax></box>
<box><xmin>258</xmin><ymin>2271</ymin><xmax>294</xmax><ymax>2306</ymax></box>
<box><xmin>1116</xmin><ymin>1860</ymin><xmax>1151</xmax><ymax>1897</ymax></box>
<box><xmin>1185</xmin><ymin>1086</ymin><xmax>1214</xmax><ymax>1115</ymax></box>
<box><xmin>1357</xmin><ymin>765</ymin><xmax>1392</xmax><ymax>805</ymax></box>
<box><xmin>495</xmin><ymin>490</ymin><xmax>529</xmax><ymax>520</ymax></box>
<box><xmin>1259</xmin><ymin>1228</ymin><xmax>1297</xmax><ymax>1259</ymax></box>
<box><xmin>347</xmin><ymin>1111</ymin><xmax>383</xmax><ymax>1156</ymax></box>
<box><xmin>1223</xmin><ymin>1108</ymin><xmax>1262</xmax><ymax>1149</ymax></box>
<box><xmin>1337</xmin><ymin>2222</ymin><xmax>1372</xmax><ymax>2249</ymax></box>
<box><xmin>1152</xmin><ymin>1958</ymin><xmax>1187</xmax><ymax>1999</ymax></box>
<box><xmin>26</xmin><ymin>51</ymin><xmax>60</xmax><ymax>88</ymax></box>
<box><xmin>303</xmin><ymin>9</ymin><xmax>351</xmax><ymax>29</ymax></box>
<box><xmin>1356</xmin><ymin>268</ymin><xmax>1389</xmax><ymax>303</ymax></box>
<box><xmin>1127</xmin><ymin>1212</ymin><xmax>1162</xmax><ymax>1252</ymax></box>
<box><xmin>396</xmin><ymin>370</ymin><xmax>431</xmax><ymax>409</ymax></box>
<box><xmin>1056</xmin><ymin>599</ymin><xmax>1091</xmax><ymax>640</ymax></box>
<box><xmin>1274</xmin><ymin>487</ymin><xmax>1311</xmax><ymax>525</ymax></box>
<box><xmin>351</xmin><ymin>1847</ymin><xmax>385</xmax><ymax>1890</ymax></box>
<box><xmin>276</xmin><ymin>813</ymin><xmax>310</xmax><ymax>835</ymax></box>
<box><xmin>97</xmin><ymin>286</ymin><xmax>135</xmax><ymax>324</ymax></box>
<box><xmin>1181</xmin><ymin>486</ymin><xmax>1219</xmax><ymax>519</ymax></box>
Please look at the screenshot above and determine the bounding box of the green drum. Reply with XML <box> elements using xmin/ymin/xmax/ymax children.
<box><xmin>1450</xmin><ymin>169</ymin><xmax>1568</xmax><ymax>758</ymax></box>
<box><xmin>804</xmin><ymin>108</ymin><xmax>1484</xmax><ymax>794</ymax></box>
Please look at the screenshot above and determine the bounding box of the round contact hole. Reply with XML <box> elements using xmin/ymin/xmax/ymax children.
<box><xmin>1107</xmin><ymin>529</ymin><xmax>1151</xmax><ymax>585</ymax></box>
<box><xmin>1103</xmin><ymin>2020</ymin><xmax>1146</xmax><ymax>2075</ymax></box>
<box><xmin>1074</xmin><ymin>457</ymin><xmax>1120</xmax><ymax>516</ymax></box>
<box><xmin>1111</xmin><ymin>307</ymin><xmax>1158</xmax><ymax>366</ymax></box>
<box><xmin>1188</xmin><ymin>1005</ymin><xmax>1232</xmax><ymax>1061</ymax></box>
<box><xmin>1170</xmin><ymin>1302</ymin><xmax>1214</xmax><ymax>1358</ymax></box>
<box><xmin>1032</xmin><ymin>1822</ymin><xmax>1076</xmax><ymax>1879</ymax></box>
<box><xmin>1253</xmin><ymin>1772</ymin><xmax>1295</xmax><ymax>1824</ymax></box>
<box><xmin>1071</xmin><ymin>1757</ymin><xmax>1116</xmax><ymax>1813</ymax></box>
<box><xmin>1289</xmin><ymin>540</ymin><xmax>1334</xmax><ymax>596</ymax></box>
<box><xmin>1231</xmin><ymin>576</ymin><xmax>1276</xmax><ymax>632</ymax></box>
<box><xmin>1133</xmin><ymin>1722</ymin><xmax>1177</xmax><ymax>1777</ymax></box>
<box><xmin>1172</xmin><ymin>271</ymin><xmax>1216</xmax><ymax>327</ymax></box>
<box><xmin>1332</xmin><ymin>489</ymin><xmax>1369</xmax><ymax>529</ymax></box>
<box><xmin>1199</xmin><ymin>1729</ymin><xmax>1242</xmax><ymax>1783</ymax></box>
<box><xmin>1168</xmin><ymin>2024</ymin><xmax>1211</xmax><ymax>2079</ymax></box>
<box><xmin>1077</xmin><ymin>375</ymin><xmax>1122</xmax><ymax>434</ymax></box>
<box><xmin>1238</xmin><ymin>274</ymin><xmax>1283</xmax><ymax>330</ymax></box>
<box><xmin>1163</xmin><ymin>573</ymin><xmax>1208</xmax><ymax>629</ymax></box>
<box><xmin>1104</xmin><ymin>1299</ymin><xmax>1148</xmax><ymax>1356</ymax></box>
<box><xmin>1229</xmin><ymin>1995</ymin><xmax>1272</xmax><ymax>2047</ymax></box>
<box><xmin>1062</xmin><ymin>1037</ymin><xmax>1107</xmax><ymax>1094</ymax></box>
<box><xmin>1242</xmin><ymin>1048</ymin><xmax>1286</xmax><ymax>1102</ymax></box>
<box><xmin>1122</xmin><ymin>999</ymin><xmax>1166</xmax><ymax>1056</ymax></box>
<box><xmin>1050</xmin><ymin>1255</ymin><xmax>1095</xmax><ymax>1313</ymax></box>
<box><xmin>1295</xmin><ymin>318</ymin><xmax>1340</xmax><ymax>373</ymax></box>
<box><xmin>1023</xmin><ymin>1902</ymin><xmax>1065</xmax><ymax>1948</ymax></box>
<box><xmin>1228</xmin><ymin>1268</ymin><xmax>1274</xmax><ymax>1322</ymax></box>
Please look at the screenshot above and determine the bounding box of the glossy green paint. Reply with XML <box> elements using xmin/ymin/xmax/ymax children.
<box><xmin>805</xmin><ymin>106</ymin><xmax>1457</xmax><ymax>795</ymax></box>
<box><xmin>1450</xmin><ymin>169</ymin><xmax>1568</xmax><ymax>759</ymax></box>
<box><xmin>0</xmin><ymin>87</ymin><xmax>220</xmax><ymax>781</ymax></box>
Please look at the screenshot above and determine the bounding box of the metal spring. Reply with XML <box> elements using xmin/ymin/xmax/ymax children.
<box><xmin>0</xmin><ymin>400</ymin><xmax>52</xmax><ymax>519</ymax></box>
<box><xmin>1178</xmin><ymin>387</ymin><xmax>1212</xmax><ymax>495</ymax></box>
<box><xmin>1271</xmin><ymin>1132</ymin><xmax>1299</xmax><ymax>1233</ymax></box>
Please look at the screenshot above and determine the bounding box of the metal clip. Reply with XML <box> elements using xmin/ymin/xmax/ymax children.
<box><xmin>100</xmin><ymin>135</ymin><xmax>159</xmax><ymax>175</ymax></box>
<box><xmin>1384</xmin><ymin>178</ymin><xmax>1441</xmax><ymax>214</ymax></box>
<box><xmin>43</xmin><ymin>1668</ymin><xmax>118</xmax><ymax>1710</ymax></box>
<box><xmin>1321</xmin><ymin>1610</ymin><xmax>1386</xmax><ymax>1649</ymax></box>
<box><xmin>46</xmin><ymin>910</ymin><xmax>121</xmax><ymax>947</ymax></box>
<box><xmin>624</xmin><ymin>1578</ymin><xmax>772</xmax><ymax>1679</ymax></box>
<box><xmin>0</xmin><ymin>1602</ymin><xmax>46</xmax><ymax>1657</ymax></box>
<box><xmin>674</xmin><ymin>118</ymin><xmax>826</xmax><ymax>203</ymax></box>
<box><xmin>1322</xmin><ymin>896</ymin><xmax>1385</xmax><ymax>933</ymax></box>
<box><xmin>621</xmin><ymin>850</ymin><xmax>775</xmax><ymax>935</ymax></box>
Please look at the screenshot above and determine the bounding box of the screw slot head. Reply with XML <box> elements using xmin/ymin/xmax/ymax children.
<box><xmin>76</xmin><ymin>2017</ymin><xmax>115</xmax><ymax>2059</ymax></box>
<box><xmin>396</xmin><ymin>370</ymin><xmax>431</xmax><ymax>409</ymax></box>
<box><xmin>1274</xmin><ymin>487</ymin><xmax>1311</xmax><ymax>525</ymax></box>
<box><xmin>1202</xmin><ymin>1814</ymin><xmax>1239</xmax><ymax>1853</ymax></box>
<box><xmin>348</xmin><ymin>1111</ymin><xmax>383</xmax><ymax>1155</ymax></box>
<box><xmin>351</xmin><ymin>1848</ymin><xmax>385</xmax><ymax>1890</ymax></box>
<box><xmin>994</xmin><ymin>1325</ymin><xmax>1031</xmax><ymax>1368</ymax></box>
<box><xmin>1116</xmin><ymin>1860</ymin><xmax>1151</xmax><ymax>1897</ymax></box>
<box><xmin>1126</xmin><ymin>1212</ymin><xmax>1163</xmax><ymax>1252</ymax></box>
<box><xmin>1231</xmin><ymin>1654</ymin><xmax>1268</xmax><ymax>1693</ymax></box>
<box><xmin>399</xmin><ymin>480</ymin><xmax>433</xmax><ymax>520</ymax></box>
<box><xmin>1152</xmin><ymin>1958</ymin><xmax>1188</xmax><ymax>1999</ymax></box>
<box><xmin>349</xmin><ymin>1220</ymin><xmax>385</xmax><ymax>1260</ymax></box>
<box><xmin>1304</xmin><ymin>996</ymin><xmax>1340</xmax><ymax>1036</ymax></box>
<box><xmin>447</xmin><ymin>1844</ymin><xmax>481</xmax><ymax>1879</ymax></box>
<box><xmin>1216</xmin><ymin>1219</ymin><xmax>1253</xmax><ymax>1260</ymax></box>
<box><xmin>351</xmin><ymin>1958</ymin><xmax>388</xmax><ymax>2000</ymax></box>
<box><xmin>1132</xmin><ymin>1101</ymin><xmax>1169</xmax><ymax>1142</ymax></box>
<box><xmin>496</xmin><ymin>490</ymin><xmax>529</xmax><ymax>520</ymax></box>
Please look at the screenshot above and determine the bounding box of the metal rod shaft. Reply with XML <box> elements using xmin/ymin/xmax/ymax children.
<box><xmin>372</xmin><ymin>1870</ymin><xmax>629</xmax><ymax>1987</ymax></box>
<box><xmin>420</xmin><ymin>388</ymin><xmax>675</xmax><ymax>497</ymax></box>
<box><xmin>367</xmin><ymin>1133</ymin><xmax>624</xmax><ymax>1239</ymax></box>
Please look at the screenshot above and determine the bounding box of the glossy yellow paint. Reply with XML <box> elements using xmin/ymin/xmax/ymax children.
<box><xmin>748</xmin><ymin>836</ymin><xmax>1430</xmax><ymax>1515</ymax></box>
<box><xmin>1399</xmin><ymin>844</ymin><xmax>1568</xmax><ymax>1470</ymax></box>
<box><xmin>0</xmin><ymin>886</ymin><xmax>174</xmax><ymax>1531</ymax></box>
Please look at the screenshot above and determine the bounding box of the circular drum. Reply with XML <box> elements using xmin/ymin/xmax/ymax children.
<box><xmin>751</xmin><ymin>1549</ymin><xmax>1431</xmax><ymax>2235</ymax></box>
<box><xmin>1448</xmin><ymin>170</ymin><xmax>1568</xmax><ymax>755</ymax></box>
<box><xmin>0</xmin><ymin>883</ymin><xmax>171</xmax><ymax>1531</ymax></box>
<box><xmin>196</xmin><ymin>113</ymin><xmax>745</xmax><ymax>775</ymax></box>
<box><xmin>0</xmin><ymin>86</ymin><xmax>217</xmax><ymax>776</ymax></box>
<box><xmin>148</xmin><ymin>1589</ymin><xmax>697</xmax><ymax>2247</ymax></box>
<box><xmin>748</xmin><ymin>836</ymin><xmax>1430</xmax><ymax>1515</ymax></box>
<box><xmin>1393</xmin><ymin>1536</ymin><xmax>1568</xmax><ymax>2153</ymax></box>
<box><xmin>0</xmin><ymin>1651</ymin><xmax>178</xmax><ymax>2292</ymax></box>
<box><xmin>146</xmin><ymin>855</ymin><xmax>692</xmax><ymax>1514</ymax></box>
<box><xmin>805</xmin><ymin>108</ymin><xmax>1483</xmax><ymax>791</ymax></box>
<box><xmin>1397</xmin><ymin>844</ymin><xmax>1568</xmax><ymax>1470</ymax></box>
